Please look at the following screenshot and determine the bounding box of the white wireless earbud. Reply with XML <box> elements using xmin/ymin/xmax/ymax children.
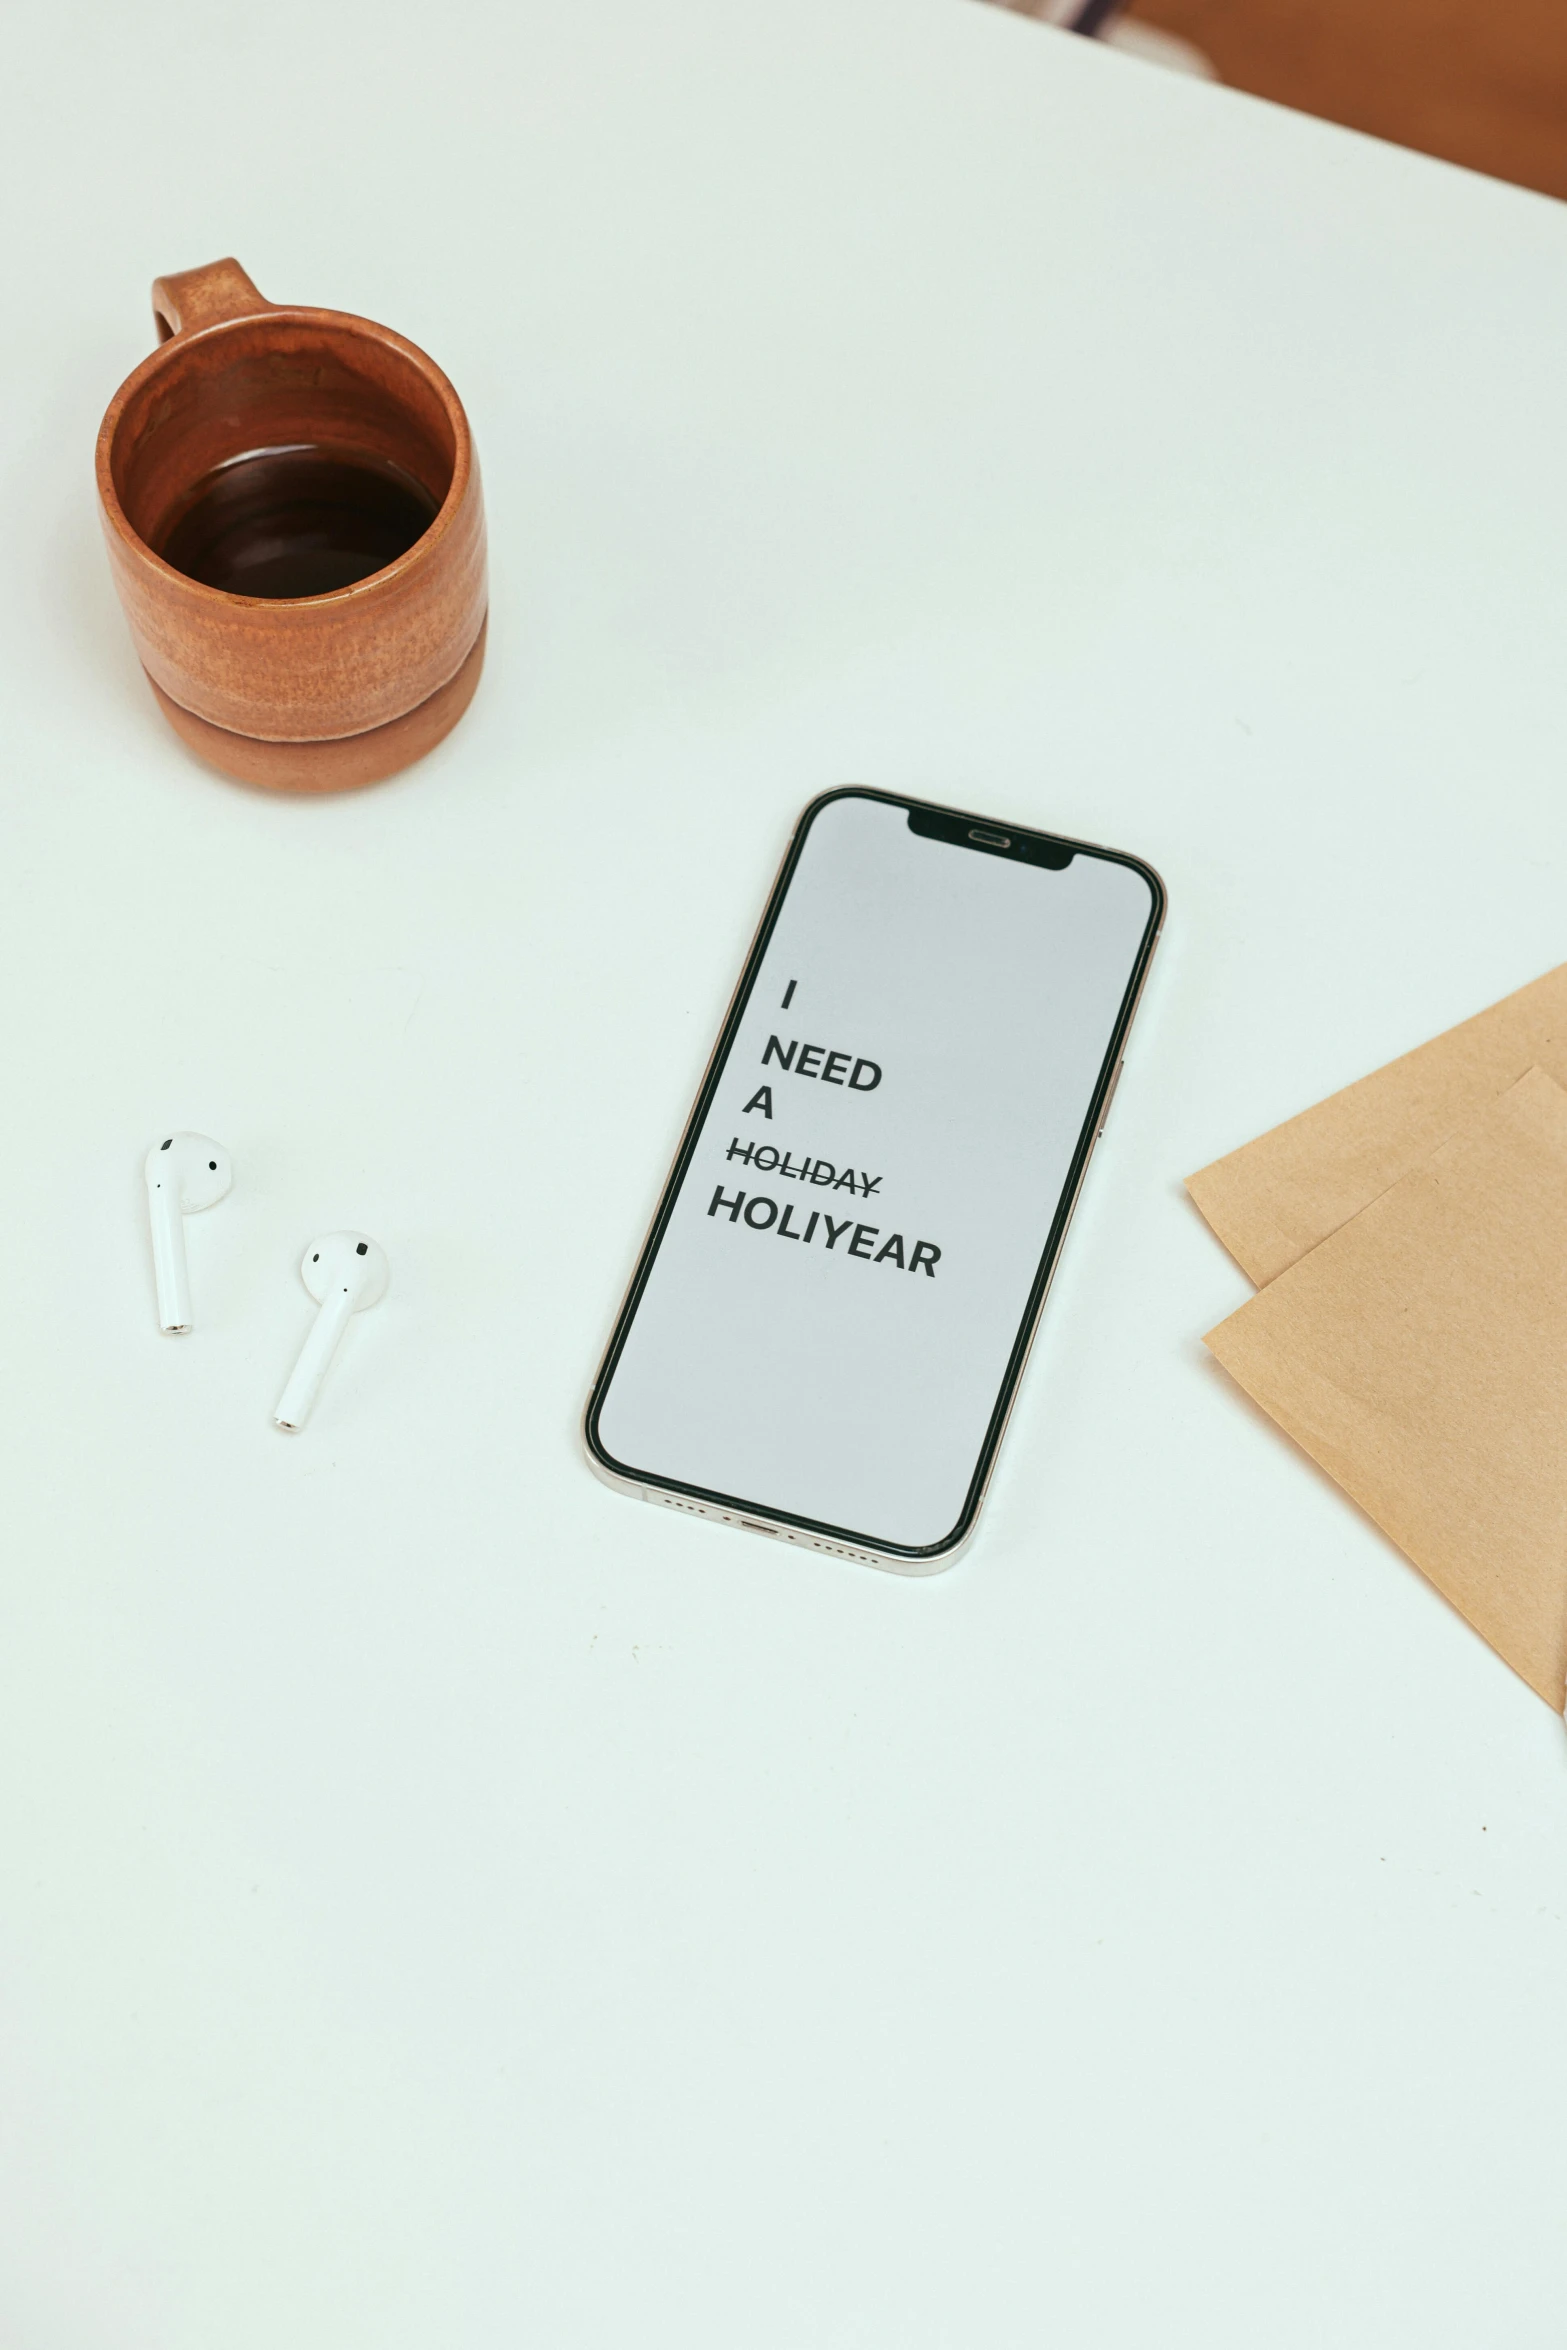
<box><xmin>144</xmin><ymin>1132</ymin><xmax>233</xmax><ymax>1333</ymax></box>
<box><xmin>274</xmin><ymin>1232</ymin><xmax>389</xmax><ymax>1431</ymax></box>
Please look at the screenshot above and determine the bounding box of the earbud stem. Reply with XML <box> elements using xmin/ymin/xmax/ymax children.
<box><xmin>149</xmin><ymin>1183</ymin><xmax>192</xmax><ymax>1334</ymax></box>
<box><xmin>274</xmin><ymin>1286</ymin><xmax>355</xmax><ymax>1431</ymax></box>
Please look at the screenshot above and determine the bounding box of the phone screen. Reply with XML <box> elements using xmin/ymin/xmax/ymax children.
<box><xmin>589</xmin><ymin>791</ymin><xmax>1161</xmax><ymax>1558</ymax></box>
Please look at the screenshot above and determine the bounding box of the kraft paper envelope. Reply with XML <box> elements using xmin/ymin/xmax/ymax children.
<box><xmin>1187</xmin><ymin>961</ymin><xmax>1567</xmax><ymax>1287</ymax></box>
<box><xmin>1205</xmin><ymin>1068</ymin><xmax>1567</xmax><ymax>1706</ymax></box>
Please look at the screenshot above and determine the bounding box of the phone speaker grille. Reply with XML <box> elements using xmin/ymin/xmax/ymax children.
<box><xmin>647</xmin><ymin>1490</ymin><xmax>876</xmax><ymax>1563</ymax></box>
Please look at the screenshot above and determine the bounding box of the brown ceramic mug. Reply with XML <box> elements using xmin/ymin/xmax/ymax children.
<box><xmin>96</xmin><ymin>257</ymin><xmax>487</xmax><ymax>791</ymax></box>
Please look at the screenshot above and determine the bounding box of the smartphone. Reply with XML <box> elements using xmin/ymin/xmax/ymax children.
<box><xmin>585</xmin><ymin>788</ymin><xmax>1164</xmax><ymax>1573</ymax></box>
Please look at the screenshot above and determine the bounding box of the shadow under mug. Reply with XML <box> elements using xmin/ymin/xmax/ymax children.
<box><xmin>96</xmin><ymin>257</ymin><xmax>487</xmax><ymax>792</ymax></box>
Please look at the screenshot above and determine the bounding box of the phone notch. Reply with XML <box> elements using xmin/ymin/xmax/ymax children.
<box><xmin>907</xmin><ymin>804</ymin><xmax>1075</xmax><ymax>869</ymax></box>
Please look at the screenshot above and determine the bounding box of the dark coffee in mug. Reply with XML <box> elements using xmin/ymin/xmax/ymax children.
<box><xmin>155</xmin><ymin>442</ymin><xmax>441</xmax><ymax>599</ymax></box>
<box><xmin>98</xmin><ymin>255</ymin><xmax>488</xmax><ymax>787</ymax></box>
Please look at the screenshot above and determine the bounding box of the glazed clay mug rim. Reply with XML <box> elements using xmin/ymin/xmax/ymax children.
<box><xmin>98</xmin><ymin>261</ymin><xmax>474</xmax><ymax>612</ymax></box>
<box><xmin>95</xmin><ymin>257</ymin><xmax>487</xmax><ymax>748</ymax></box>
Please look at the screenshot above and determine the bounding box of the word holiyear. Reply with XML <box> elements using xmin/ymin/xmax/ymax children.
<box><xmin>740</xmin><ymin>1034</ymin><xmax>881</xmax><ymax>1120</ymax></box>
<box><xmin>707</xmin><ymin>1186</ymin><xmax>940</xmax><ymax>1276</ymax></box>
<box><xmin>725</xmin><ymin>1136</ymin><xmax>880</xmax><ymax>1198</ymax></box>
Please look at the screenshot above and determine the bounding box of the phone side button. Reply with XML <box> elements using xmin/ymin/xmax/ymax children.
<box><xmin>1096</xmin><ymin>1059</ymin><xmax>1124</xmax><ymax>1137</ymax></box>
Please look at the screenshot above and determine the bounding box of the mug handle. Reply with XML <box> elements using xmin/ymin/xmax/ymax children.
<box><xmin>151</xmin><ymin>257</ymin><xmax>272</xmax><ymax>344</ymax></box>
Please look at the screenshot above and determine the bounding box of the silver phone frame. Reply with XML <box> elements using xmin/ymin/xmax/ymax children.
<box><xmin>583</xmin><ymin>787</ymin><xmax>1166</xmax><ymax>1575</ymax></box>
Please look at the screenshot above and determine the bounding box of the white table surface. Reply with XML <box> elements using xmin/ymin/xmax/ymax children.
<box><xmin>6</xmin><ymin>2</ymin><xmax>1567</xmax><ymax>2340</ymax></box>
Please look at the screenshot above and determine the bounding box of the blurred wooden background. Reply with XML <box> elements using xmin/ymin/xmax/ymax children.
<box><xmin>1125</xmin><ymin>0</ymin><xmax>1567</xmax><ymax>198</ymax></box>
<box><xmin>992</xmin><ymin>0</ymin><xmax>1567</xmax><ymax>202</ymax></box>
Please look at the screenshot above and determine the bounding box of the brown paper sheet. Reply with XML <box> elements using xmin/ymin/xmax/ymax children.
<box><xmin>1186</xmin><ymin>961</ymin><xmax>1567</xmax><ymax>1286</ymax></box>
<box><xmin>1204</xmin><ymin>1069</ymin><xmax>1567</xmax><ymax>1706</ymax></box>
